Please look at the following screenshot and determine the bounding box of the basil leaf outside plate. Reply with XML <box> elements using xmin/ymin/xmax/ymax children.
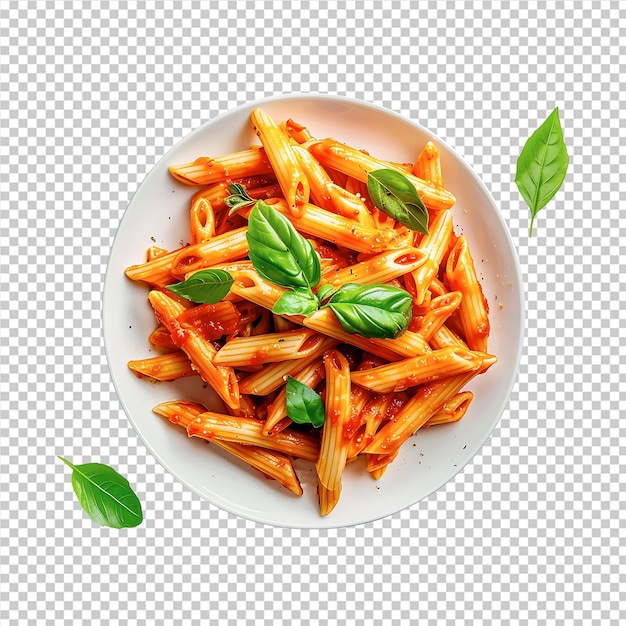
<box><xmin>367</xmin><ymin>169</ymin><xmax>429</xmax><ymax>235</ymax></box>
<box><xmin>515</xmin><ymin>107</ymin><xmax>569</xmax><ymax>236</ymax></box>
<box><xmin>166</xmin><ymin>269</ymin><xmax>233</xmax><ymax>304</ymax></box>
<box><xmin>59</xmin><ymin>457</ymin><xmax>143</xmax><ymax>529</ymax></box>
<box><xmin>324</xmin><ymin>283</ymin><xmax>413</xmax><ymax>339</ymax></box>
<box><xmin>285</xmin><ymin>376</ymin><xmax>325</xmax><ymax>428</ymax></box>
<box><xmin>272</xmin><ymin>288</ymin><xmax>319</xmax><ymax>316</ymax></box>
<box><xmin>246</xmin><ymin>200</ymin><xmax>321</xmax><ymax>291</ymax></box>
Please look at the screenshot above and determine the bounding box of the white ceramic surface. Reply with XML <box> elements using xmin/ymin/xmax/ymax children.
<box><xmin>103</xmin><ymin>94</ymin><xmax>524</xmax><ymax>528</ymax></box>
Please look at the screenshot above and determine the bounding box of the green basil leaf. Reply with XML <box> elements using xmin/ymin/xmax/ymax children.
<box><xmin>285</xmin><ymin>376</ymin><xmax>325</xmax><ymax>428</ymax></box>
<box><xmin>367</xmin><ymin>169</ymin><xmax>429</xmax><ymax>235</ymax></box>
<box><xmin>316</xmin><ymin>284</ymin><xmax>336</xmax><ymax>304</ymax></box>
<box><xmin>515</xmin><ymin>107</ymin><xmax>569</xmax><ymax>236</ymax></box>
<box><xmin>272</xmin><ymin>289</ymin><xmax>319</xmax><ymax>316</ymax></box>
<box><xmin>324</xmin><ymin>283</ymin><xmax>413</xmax><ymax>339</ymax></box>
<box><xmin>59</xmin><ymin>457</ymin><xmax>143</xmax><ymax>529</ymax></box>
<box><xmin>224</xmin><ymin>182</ymin><xmax>256</xmax><ymax>215</ymax></box>
<box><xmin>246</xmin><ymin>200</ymin><xmax>321</xmax><ymax>291</ymax></box>
<box><xmin>166</xmin><ymin>269</ymin><xmax>233</xmax><ymax>304</ymax></box>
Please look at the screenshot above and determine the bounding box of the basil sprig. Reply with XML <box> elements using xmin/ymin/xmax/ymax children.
<box><xmin>166</xmin><ymin>269</ymin><xmax>234</xmax><ymax>304</ymax></box>
<box><xmin>285</xmin><ymin>376</ymin><xmax>325</xmax><ymax>428</ymax></box>
<box><xmin>59</xmin><ymin>457</ymin><xmax>143</xmax><ymax>529</ymax></box>
<box><xmin>367</xmin><ymin>169</ymin><xmax>429</xmax><ymax>235</ymax></box>
<box><xmin>321</xmin><ymin>283</ymin><xmax>413</xmax><ymax>339</ymax></box>
<box><xmin>224</xmin><ymin>183</ymin><xmax>256</xmax><ymax>215</ymax></box>
<box><xmin>515</xmin><ymin>107</ymin><xmax>569</xmax><ymax>236</ymax></box>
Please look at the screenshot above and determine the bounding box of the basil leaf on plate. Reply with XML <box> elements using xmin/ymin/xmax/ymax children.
<box><xmin>224</xmin><ymin>182</ymin><xmax>256</xmax><ymax>215</ymax></box>
<box><xmin>246</xmin><ymin>200</ymin><xmax>321</xmax><ymax>291</ymax></box>
<box><xmin>285</xmin><ymin>376</ymin><xmax>325</xmax><ymax>428</ymax></box>
<box><xmin>323</xmin><ymin>283</ymin><xmax>413</xmax><ymax>339</ymax></box>
<box><xmin>272</xmin><ymin>288</ymin><xmax>319</xmax><ymax>316</ymax></box>
<box><xmin>367</xmin><ymin>169</ymin><xmax>429</xmax><ymax>235</ymax></box>
<box><xmin>166</xmin><ymin>269</ymin><xmax>233</xmax><ymax>304</ymax></box>
<box><xmin>59</xmin><ymin>457</ymin><xmax>143</xmax><ymax>529</ymax></box>
<box><xmin>515</xmin><ymin>107</ymin><xmax>569</xmax><ymax>236</ymax></box>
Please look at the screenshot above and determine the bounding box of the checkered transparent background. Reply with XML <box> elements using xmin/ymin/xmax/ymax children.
<box><xmin>1</xmin><ymin>1</ymin><xmax>624</xmax><ymax>624</ymax></box>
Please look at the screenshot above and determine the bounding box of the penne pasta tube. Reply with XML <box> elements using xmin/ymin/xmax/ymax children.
<box><xmin>315</xmin><ymin>350</ymin><xmax>352</xmax><ymax>514</ymax></box>
<box><xmin>307</xmin><ymin>138</ymin><xmax>456</xmax><ymax>211</ymax></box>
<box><xmin>346</xmin><ymin>392</ymin><xmax>394</xmax><ymax>459</ymax></box>
<box><xmin>260</xmin><ymin>198</ymin><xmax>403</xmax><ymax>253</ymax></box>
<box><xmin>148</xmin><ymin>290</ymin><xmax>240</xmax><ymax>410</ymax></box>
<box><xmin>292</xmin><ymin>145</ymin><xmax>375</xmax><ymax>228</ymax></box>
<box><xmin>445</xmin><ymin>234</ymin><xmax>490</xmax><ymax>352</ymax></box>
<box><xmin>409</xmin><ymin>291</ymin><xmax>463</xmax><ymax>343</ymax></box>
<box><xmin>169</xmin><ymin>147</ymin><xmax>274</xmax><ymax>186</ymax></box>
<box><xmin>170</xmin><ymin>226</ymin><xmax>249</xmax><ymax>278</ymax></box>
<box><xmin>413</xmin><ymin>141</ymin><xmax>444</xmax><ymax>188</ymax></box>
<box><xmin>318</xmin><ymin>483</ymin><xmax>342</xmax><ymax>517</ymax></box>
<box><xmin>429</xmin><ymin>324</ymin><xmax>469</xmax><ymax>350</ymax></box>
<box><xmin>189</xmin><ymin>196</ymin><xmax>215</xmax><ymax>244</ymax></box>
<box><xmin>146</xmin><ymin>246</ymin><xmax>168</xmax><ymax>261</ymax></box>
<box><xmin>239</xmin><ymin>336</ymin><xmax>335</xmax><ymax>396</ymax></box>
<box><xmin>363</xmin><ymin>355</ymin><xmax>497</xmax><ymax>456</ymax></box>
<box><xmin>213</xmin><ymin>329</ymin><xmax>325</xmax><ymax>367</ymax></box>
<box><xmin>411</xmin><ymin>209</ymin><xmax>453</xmax><ymax>304</ymax></box>
<box><xmin>284</xmin><ymin>118</ymin><xmax>314</xmax><ymax>144</ymax></box>
<box><xmin>125</xmin><ymin>246</ymin><xmax>186</xmax><ymax>287</ymax></box>
<box><xmin>149</xmin><ymin>325</ymin><xmax>178</xmax><ymax>350</ymax></box>
<box><xmin>250</xmin><ymin>108</ymin><xmax>310</xmax><ymax>216</ymax></box>
<box><xmin>350</xmin><ymin>347</ymin><xmax>487</xmax><ymax>393</ymax></box>
<box><xmin>153</xmin><ymin>401</ymin><xmax>303</xmax><ymax>495</ymax></box>
<box><xmin>423</xmin><ymin>391</ymin><xmax>474</xmax><ymax>427</ymax></box>
<box><xmin>367</xmin><ymin>450</ymin><xmax>399</xmax><ymax>479</ymax></box>
<box><xmin>320</xmin><ymin>247</ymin><xmax>427</xmax><ymax>288</ymax></box>
<box><xmin>187</xmin><ymin>412</ymin><xmax>320</xmax><ymax>462</ymax></box>
<box><xmin>128</xmin><ymin>351</ymin><xmax>197</xmax><ymax>382</ymax></box>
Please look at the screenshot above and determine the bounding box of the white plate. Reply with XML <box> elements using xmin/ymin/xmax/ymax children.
<box><xmin>103</xmin><ymin>94</ymin><xmax>524</xmax><ymax>528</ymax></box>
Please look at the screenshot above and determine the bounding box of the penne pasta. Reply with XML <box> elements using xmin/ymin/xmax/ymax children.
<box><xmin>410</xmin><ymin>209</ymin><xmax>453</xmax><ymax>305</ymax></box>
<box><xmin>128</xmin><ymin>351</ymin><xmax>197</xmax><ymax>382</ymax></box>
<box><xmin>445</xmin><ymin>234</ymin><xmax>490</xmax><ymax>352</ymax></box>
<box><xmin>153</xmin><ymin>401</ymin><xmax>303</xmax><ymax>495</ymax></box>
<box><xmin>364</xmin><ymin>355</ymin><xmax>497</xmax><ymax>456</ymax></box>
<box><xmin>423</xmin><ymin>391</ymin><xmax>474</xmax><ymax>427</ymax></box>
<box><xmin>315</xmin><ymin>349</ymin><xmax>352</xmax><ymax>515</ymax></box>
<box><xmin>250</xmin><ymin>108</ymin><xmax>310</xmax><ymax>216</ymax></box>
<box><xmin>189</xmin><ymin>196</ymin><xmax>215</xmax><ymax>244</ymax></box>
<box><xmin>170</xmin><ymin>226</ymin><xmax>249</xmax><ymax>278</ymax></box>
<box><xmin>169</xmin><ymin>147</ymin><xmax>274</xmax><ymax>186</ymax></box>
<box><xmin>187</xmin><ymin>412</ymin><xmax>320</xmax><ymax>461</ymax></box>
<box><xmin>350</xmin><ymin>346</ymin><xmax>488</xmax><ymax>393</ymax></box>
<box><xmin>148</xmin><ymin>290</ymin><xmax>240</xmax><ymax>410</ymax></box>
<box><xmin>413</xmin><ymin>141</ymin><xmax>444</xmax><ymax>188</ymax></box>
<box><xmin>308</xmin><ymin>138</ymin><xmax>456</xmax><ymax>211</ymax></box>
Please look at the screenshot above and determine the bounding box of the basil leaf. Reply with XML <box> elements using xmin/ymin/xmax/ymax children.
<box><xmin>272</xmin><ymin>289</ymin><xmax>319</xmax><ymax>316</ymax></box>
<box><xmin>324</xmin><ymin>283</ymin><xmax>413</xmax><ymax>339</ymax></box>
<box><xmin>246</xmin><ymin>200</ymin><xmax>321</xmax><ymax>291</ymax></box>
<box><xmin>224</xmin><ymin>182</ymin><xmax>256</xmax><ymax>215</ymax></box>
<box><xmin>367</xmin><ymin>169</ymin><xmax>429</xmax><ymax>235</ymax></box>
<box><xmin>166</xmin><ymin>269</ymin><xmax>233</xmax><ymax>304</ymax></box>
<box><xmin>316</xmin><ymin>284</ymin><xmax>336</xmax><ymax>303</ymax></box>
<box><xmin>286</xmin><ymin>376</ymin><xmax>325</xmax><ymax>428</ymax></box>
<box><xmin>515</xmin><ymin>107</ymin><xmax>569</xmax><ymax>236</ymax></box>
<box><xmin>59</xmin><ymin>457</ymin><xmax>143</xmax><ymax>529</ymax></box>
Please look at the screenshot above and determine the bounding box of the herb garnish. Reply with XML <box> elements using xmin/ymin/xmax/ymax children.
<box><xmin>515</xmin><ymin>107</ymin><xmax>569</xmax><ymax>236</ymax></box>
<box><xmin>285</xmin><ymin>376</ymin><xmax>325</xmax><ymax>428</ymax></box>
<box><xmin>59</xmin><ymin>457</ymin><xmax>143</xmax><ymax>529</ymax></box>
